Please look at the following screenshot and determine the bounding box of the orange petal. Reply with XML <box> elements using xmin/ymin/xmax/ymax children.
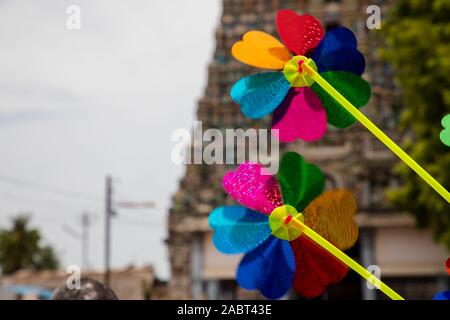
<box><xmin>304</xmin><ymin>189</ymin><xmax>358</xmax><ymax>250</ymax></box>
<box><xmin>231</xmin><ymin>31</ymin><xmax>291</xmax><ymax>69</ymax></box>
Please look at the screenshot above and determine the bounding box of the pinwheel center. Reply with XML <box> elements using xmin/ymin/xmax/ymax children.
<box><xmin>269</xmin><ymin>205</ymin><xmax>304</xmax><ymax>241</ymax></box>
<box><xmin>283</xmin><ymin>55</ymin><xmax>317</xmax><ymax>88</ymax></box>
<box><xmin>284</xmin><ymin>214</ymin><xmax>294</xmax><ymax>225</ymax></box>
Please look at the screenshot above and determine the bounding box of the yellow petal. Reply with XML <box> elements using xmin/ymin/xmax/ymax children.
<box><xmin>304</xmin><ymin>189</ymin><xmax>358</xmax><ymax>250</ymax></box>
<box><xmin>231</xmin><ymin>31</ymin><xmax>291</xmax><ymax>69</ymax></box>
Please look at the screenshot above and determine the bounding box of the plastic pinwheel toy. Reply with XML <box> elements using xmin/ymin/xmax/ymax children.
<box><xmin>209</xmin><ymin>152</ymin><xmax>403</xmax><ymax>300</ymax></box>
<box><xmin>231</xmin><ymin>9</ymin><xmax>370</xmax><ymax>142</ymax></box>
<box><xmin>231</xmin><ymin>9</ymin><xmax>450</xmax><ymax>203</ymax></box>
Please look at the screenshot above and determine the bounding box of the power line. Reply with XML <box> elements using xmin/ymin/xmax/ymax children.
<box><xmin>0</xmin><ymin>173</ymin><xmax>102</xmax><ymax>202</ymax></box>
<box><xmin>0</xmin><ymin>192</ymin><xmax>100</xmax><ymax>213</ymax></box>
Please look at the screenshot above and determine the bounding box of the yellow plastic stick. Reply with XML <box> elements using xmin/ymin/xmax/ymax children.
<box><xmin>290</xmin><ymin>216</ymin><xmax>405</xmax><ymax>300</ymax></box>
<box><xmin>301</xmin><ymin>63</ymin><xmax>450</xmax><ymax>203</ymax></box>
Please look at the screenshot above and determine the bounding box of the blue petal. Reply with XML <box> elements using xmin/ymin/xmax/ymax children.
<box><xmin>315</xmin><ymin>48</ymin><xmax>365</xmax><ymax>75</ymax></box>
<box><xmin>209</xmin><ymin>206</ymin><xmax>271</xmax><ymax>254</ymax></box>
<box><xmin>313</xmin><ymin>27</ymin><xmax>357</xmax><ymax>58</ymax></box>
<box><xmin>231</xmin><ymin>72</ymin><xmax>291</xmax><ymax>119</ymax></box>
<box><xmin>236</xmin><ymin>236</ymin><xmax>295</xmax><ymax>299</ymax></box>
<box><xmin>313</xmin><ymin>27</ymin><xmax>365</xmax><ymax>75</ymax></box>
<box><xmin>432</xmin><ymin>291</ymin><xmax>450</xmax><ymax>300</ymax></box>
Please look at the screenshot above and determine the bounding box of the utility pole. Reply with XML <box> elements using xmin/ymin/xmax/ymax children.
<box><xmin>61</xmin><ymin>211</ymin><xmax>91</xmax><ymax>272</ymax></box>
<box><xmin>103</xmin><ymin>175</ymin><xmax>155</xmax><ymax>287</ymax></box>
<box><xmin>81</xmin><ymin>212</ymin><xmax>90</xmax><ymax>272</ymax></box>
<box><xmin>104</xmin><ymin>175</ymin><xmax>113</xmax><ymax>287</ymax></box>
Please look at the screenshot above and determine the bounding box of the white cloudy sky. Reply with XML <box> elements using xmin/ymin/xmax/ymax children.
<box><xmin>0</xmin><ymin>0</ymin><xmax>221</xmax><ymax>279</ymax></box>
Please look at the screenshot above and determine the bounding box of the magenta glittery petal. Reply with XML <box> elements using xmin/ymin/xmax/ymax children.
<box><xmin>222</xmin><ymin>163</ymin><xmax>283</xmax><ymax>215</ymax></box>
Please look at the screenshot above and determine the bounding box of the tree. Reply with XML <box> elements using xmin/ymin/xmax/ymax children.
<box><xmin>0</xmin><ymin>215</ymin><xmax>59</xmax><ymax>274</ymax></box>
<box><xmin>382</xmin><ymin>0</ymin><xmax>450</xmax><ymax>249</ymax></box>
<box><xmin>33</xmin><ymin>245</ymin><xmax>59</xmax><ymax>271</ymax></box>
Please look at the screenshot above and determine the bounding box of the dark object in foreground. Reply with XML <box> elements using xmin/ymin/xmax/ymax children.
<box><xmin>52</xmin><ymin>277</ymin><xmax>118</xmax><ymax>300</ymax></box>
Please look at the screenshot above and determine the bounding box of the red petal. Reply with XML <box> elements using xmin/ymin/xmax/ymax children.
<box><xmin>290</xmin><ymin>235</ymin><xmax>348</xmax><ymax>298</ymax></box>
<box><xmin>276</xmin><ymin>10</ymin><xmax>324</xmax><ymax>56</ymax></box>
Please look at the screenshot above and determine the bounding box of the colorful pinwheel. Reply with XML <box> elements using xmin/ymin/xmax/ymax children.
<box><xmin>432</xmin><ymin>258</ymin><xmax>450</xmax><ymax>300</ymax></box>
<box><xmin>209</xmin><ymin>152</ymin><xmax>359</xmax><ymax>299</ymax></box>
<box><xmin>230</xmin><ymin>9</ymin><xmax>371</xmax><ymax>142</ymax></box>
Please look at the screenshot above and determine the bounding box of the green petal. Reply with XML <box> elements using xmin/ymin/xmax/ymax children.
<box><xmin>311</xmin><ymin>71</ymin><xmax>371</xmax><ymax>128</ymax></box>
<box><xmin>277</xmin><ymin>152</ymin><xmax>325</xmax><ymax>211</ymax></box>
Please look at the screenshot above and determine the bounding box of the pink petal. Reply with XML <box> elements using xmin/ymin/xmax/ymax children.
<box><xmin>222</xmin><ymin>163</ymin><xmax>283</xmax><ymax>215</ymax></box>
<box><xmin>272</xmin><ymin>87</ymin><xmax>327</xmax><ymax>142</ymax></box>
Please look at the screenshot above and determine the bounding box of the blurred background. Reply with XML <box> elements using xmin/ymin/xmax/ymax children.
<box><xmin>0</xmin><ymin>0</ymin><xmax>449</xmax><ymax>300</ymax></box>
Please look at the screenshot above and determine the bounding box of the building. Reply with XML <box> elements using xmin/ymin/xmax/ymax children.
<box><xmin>167</xmin><ymin>0</ymin><xmax>449</xmax><ymax>300</ymax></box>
<box><xmin>0</xmin><ymin>266</ymin><xmax>166</xmax><ymax>300</ymax></box>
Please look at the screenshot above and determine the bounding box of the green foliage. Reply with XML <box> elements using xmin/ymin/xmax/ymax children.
<box><xmin>33</xmin><ymin>245</ymin><xmax>59</xmax><ymax>271</ymax></box>
<box><xmin>0</xmin><ymin>215</ymin><xmax>59</xmax><ymax>274</ymax></box>
<box><xmin>382</xmin><ymin>0</ymin><xmax>450</xmax><ymax>249</ymax></box>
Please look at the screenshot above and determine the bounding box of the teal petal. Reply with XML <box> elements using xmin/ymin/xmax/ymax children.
<box><xmin>209</xmin><ymin>206</ymin><xmax>271</xmax><ymax>254</ymax></box>
<box><xmin>231</xmin><ymin>72</ymin><xmax>291</xmax><ymax>119</ymax></box>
